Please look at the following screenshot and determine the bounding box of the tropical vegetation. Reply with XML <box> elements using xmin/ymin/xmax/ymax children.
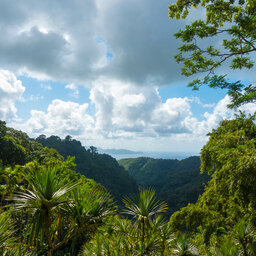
<box><xmin>1</xmin><ymin>112</ymin><xmax>256</xmax><ymax>255</ymax></box>
<box><xmin>119</xmin><ymin>156</ymin><xmax>209</xmax><ymax>215</ymax></box>
<box><xmin>36</xmin><ymin>134</ymin><xmax>138</xmax><ymax>204</ymax></box>
<box><xmin>169</xmin><ymin>0</ymin><xmax>256</xmax><ymax>108</ymax></box>
<box><xmin>0</xmin><ymin>0</ymin><xmax>256</xmax><ymax>254</ymax></box>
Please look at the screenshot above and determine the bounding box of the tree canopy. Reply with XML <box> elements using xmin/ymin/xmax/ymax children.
<box><xmin>169</xmin><ymin>0</ymin><xmax>256</xmax><ymax>108</ymax></box>
<box><xmin>169</xmin><ymin>115</ymin><xmax>256</xmax><ymax>250</ymax></box>
<box><xmin>36</xmin><ymin>135</ymin><xmax>138</xmax><ymax>204</ymax></box>
<box><xmin>119</xmin><ymin>156</ymin><xmax>209</xmax><ymax>215</ymax></box>
<box><xmin>1</xmin><ymin>114</ymin><xmax>256</xmax><ymax>254</ymax></box>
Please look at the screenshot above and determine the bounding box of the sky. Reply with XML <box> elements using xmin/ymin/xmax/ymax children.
<box><xmin>0</xmin><ymin>0</ymin><xmax>255</xmax><ymax>154</ymax></box>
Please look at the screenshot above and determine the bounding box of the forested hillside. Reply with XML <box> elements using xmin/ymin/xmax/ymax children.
<box><xmin>1</xmin><ymin>116</ymin><xmax>256</xmax><ymax>255</ymax></box>
<box><xmin>0</xmin><ymin>120</ymin><xmax>64</xmax><ymax>167</ymax></box>
<box><xmin>1</xmin><ymin>0</ymin><xmax>256</xmax><ymax>253</ymax></box>
<box><xmin>36</xmin><ymin>135</ymin><xmax>138</xmax><ymax>203</ymax></box>
<box><xmin>0</xmin><ymin>120</ymin><xmax>116</xmax><ymax>255</ymax></box>
<box><xmin>169</xmin><ymin>116</ymin><xmax>256</xmax><ymax>254</ymax></box>
<box><xmin>119</xmin><ymin>156</ymin><xmax>209</xmax><ymax>214</ymax></box>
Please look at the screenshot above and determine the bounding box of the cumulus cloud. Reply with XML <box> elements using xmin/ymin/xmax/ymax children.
<box><xmin>90</xmin><ymin>78</ymin><xmax>194</xmax><ymax>137</ymax></box>
<box><xmin>14</xmin><ymin>78</ymin><xmax>196</xmax><ymax>141</ymax></box>
<box><xmin>90</xmin><ymin>80</ymin><xmax>256</xmax><ymax>143</ymax></box>
<box><xmin>10</xmin><ymin>76</ymin><xmax>256</xmax><ymax>152</ymax></box>
<box><xmin>0</xmin><ymin>69</ymin><xmax>25</xmax><ymax>121</ymax></box>
<box><xmin>151</xmin><ymin>97</ymin><xmax>193</xmax><ymax>135</ymax></box>
<box><xmin>192</xmin><ymin>95</ymin><xmax>256</xmax><ymax>139</ymax></box>
<box><xmin>0</xmin><ymin>0</ymin><xmax>185</xmax><ymax>86</ymax></box>
<box><xmin>19</xmin><ymin>99</ymin><xmax>94</xmax><ymax>138</ymax></box>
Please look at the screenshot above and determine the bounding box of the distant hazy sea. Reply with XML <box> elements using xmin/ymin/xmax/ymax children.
<box><xmin>110</xmin><ymin>152</ymin><xmax>199</xmax><ymax>160</ymax></box>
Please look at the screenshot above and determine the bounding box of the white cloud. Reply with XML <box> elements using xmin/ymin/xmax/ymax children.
<box><xmin>65</xmin><ymin>83</ymin><xmax>79</xmax><ymax>97</ymax></box>
<box><xmin>90</xmin><ymin>78</ymin><xmax>194</xmax><ymax>137</ymax></box>
<box><xmin>0</xmin><ymin>69</ymin><xmax>25</xmax><ymax>121</ymax></box>
<box><xmin>15</xmin><ymin>78</ymin><xmax>196</xmax><ymax>143</ymax></box>
<box><xmin>151</xmin><ymin>97</ymin><xmax>193</xmax><ymax>135</ymax></box>
<box><xmin>89</xmin><ymin>82</ymin><xmax>256</xmax><ymax>149</ymax></box>
<box><xmin>28</xmin><ymin>94</ymin><xmax>44</xmax><ymax>101</ymax></box>
<box><xmin>9</xmin><ymin>77</ymin><xmax>256</xmax><ymax>153</ymax></box>
<box><xmin>19</xmin><ymin>99</ymin><xmax>94</xmax><ymax>138</ymax></box>
<box><xmin>0</xmin><ymin>0</ymin><xmax>186</xmax><ymax>86</ymax></box>
<box><xmin>40</xmin><ymin>83</ymin><xmax>52</xmax><ymax>90</ymax></box>
<box><xmin>191</xmin><ymin>95</ymin><xmax>256</xmax><ymax>139</ymax></box>
<box><xmin>26</xmin><ymin>79</ymin><xmax>247</xmax><ymax>144</ymax></box>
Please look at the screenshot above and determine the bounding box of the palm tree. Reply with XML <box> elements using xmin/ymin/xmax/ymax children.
<box><xmin>231</xmin><ymin>220</ymin><xmax>255</xmax><ymax>256</ymax></box>
<box><xmin>122</xmin><ymin>188</ymin><xmax>168</xmax><ymax>255</ymax></box>
<box><xmin>172</xmin><ymin>233</ymin><xmax>198</xmax><ymax>256</ymax></box>
<box><xmin>152</xmin><ymin>215</ymin><xmax>174</xmax><ymax>256</ymax></box>
<box><xmin>215</xmin><ymin>239</ymin><xmax>241</xmax><ymax>256</ymax></box>
<box><xmin>79</xmin><ymin>216</ymin><xmax>137</xmax><ymax>256</ymax></box>
<box><xmin>66</xmin><ymin>185</ymin><xmax>116</xmax><ymax>254</ymax></box>
<box><xmin>0</xmin><ymin>211</ymin><xmax>17</xmax><ymax>255</ymax></box>
<box><xmin>112</xmin><ymin>217</ymin><xmax>136</xmax><ymax>255</ymax></box>
<box><xmin>13</xmin><ymin>166</ymin><xmax>78</xmax><ymax>256</ymax></box>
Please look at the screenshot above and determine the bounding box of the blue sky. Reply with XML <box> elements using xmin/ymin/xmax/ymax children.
<box><xmin>0</xmin><ymin>0</ymin><xmax>255</xmax><ymax>154</ymax></box>
<box><xmin>15</xmin><ymin>76</ymin><xmax>93</xmax><ymax>119</ymax></box>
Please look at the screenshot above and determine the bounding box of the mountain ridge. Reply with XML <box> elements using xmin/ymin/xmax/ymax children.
<box><xmin>119</xmin><ymin>156</ymin><xmax>210</xmax><ymax>214</ymax></box>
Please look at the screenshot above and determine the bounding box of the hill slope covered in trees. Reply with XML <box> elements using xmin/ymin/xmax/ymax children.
<box><xmin>0</xmin><ymin>120</ymin><xmax>116</xmax><ymax>255</ymax></box>
<box><xmin>1</xmin><ymin>116</ymin><xmax>256</xmax><ymax>255</ymax></box>
<box><xmin>36</xmin><ymin>135</ymin><xmax>138</xmax><ymax>204</ymax></box>
<box><xmin>119</xmin><ymin>156</ymin><xmax>210</xmax><ymax>214</ymax></box>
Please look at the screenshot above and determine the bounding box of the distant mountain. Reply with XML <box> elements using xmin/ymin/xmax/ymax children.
<box><xmin>98</xmin><ymin>148</ymin><xmax>198</xmax><ymax>160</ymax></box>
<box><xmin>119</xmin><ymin>156</ymin><xmax>210</xmax><ymax>214</ymax></box>
<box><xmin>35</xmin><ymin>135</ymin><xmax>208</xmax><ymax>214</ymax></box>
<box><xmin>98</xmin><ymin>148</ymin><xmax>143</xmax><ymax>155</ymax></box>
<box><xmin>36</xmin><ymin>135</ymin><xmax>138</xmax><ymax>204</ymax></box>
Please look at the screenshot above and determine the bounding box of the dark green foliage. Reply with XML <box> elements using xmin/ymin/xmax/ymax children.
<box><xmin>170</xmin><ymin>116</ymin><xmax>256</xmax><ymax>249</ymax></box>
<box><xmin>82</xmin><ymin>190</ymin><xmax>174</xmax><ymax>256</ymax></box>
<box><xmin>119</xmin><ymin>156</ymin><xmax>209</xmax><ymax>215</ymax></box>
<box><xmin>0</xmin><ymin>121</ymin><xmax>117</xmax><ymax>255</ymax></box>
<box><xmin>0</xmin><ymin>118</ymin><xmax>256</xmax><ymax>254</ymax></box>
<box><xmin>13</xmin><ymin>166</ymin><xmax>116</xmax><ymax>256</ymax></box>
<box><xmin>36</xmin><ymin>135</ymin><xmax>138</xmax><ymax>204</ymax></box>
<box><xmin>0</xmin><ymin>127</ymin><xmax>27</xmax><ymax>166</ymax></box>
<box><xmin>0</xmin><ymin>122</ymin><xmax>64</xmax><ymax>167</ymax></box>
<box><xmin>169</xmin><ymin>0</ymin><xmax>256</xmax><ymax>108</ymax></box>
<box><xmin>0</xmin><ymin>120</ymin><xmax>7</xmax><ymax>137</ymax></box>
<box><xmin>0</xmin><ymin>211</ymin><xmax>17</xmax><ymax>255</ymax></box>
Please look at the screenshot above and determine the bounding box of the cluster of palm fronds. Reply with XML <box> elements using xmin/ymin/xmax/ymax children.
<box><xmin>81</xmin><ymin>191</ymin><xmax>199</xmax><ymax>256</ymax></box>
<box><xmin>0</xmin><ymin>163</ymin><xmax>115</xmax><ymax>255</ymax></box>
<box><xmin>80</xmin><ymin>189</ymin><xmax>256</xmax><ymax>256</ymax></box>
<box><xmin>0</xmin><ymin>161</ymin><xmax>256</xmax><ymax>255</ymax></box>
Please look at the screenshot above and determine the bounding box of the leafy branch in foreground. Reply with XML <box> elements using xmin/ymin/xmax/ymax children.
<box><xmin>169</xmin><ymin>0</ymin><xmax>256</xmax><ymax>108</ymax></box>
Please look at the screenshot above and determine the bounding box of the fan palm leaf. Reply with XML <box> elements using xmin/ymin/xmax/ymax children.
<box><xmin>12</xmin><ymin>166</ymin><xmax>79</xmax><ymax>256</ymax></box>
<box><xmin>172</xmin><ymin>233</ymin><xmax>198</xmax><ymax>256</ymax></box>
<box><xmin>123</xmin><ymin>188</ymin><xmax>168</xmax><ymax>226</ymax></box>
<box><xmin>123</xmin><ymin>188</ymin><xmax>168</xmax><ymax>255</ymax></box>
